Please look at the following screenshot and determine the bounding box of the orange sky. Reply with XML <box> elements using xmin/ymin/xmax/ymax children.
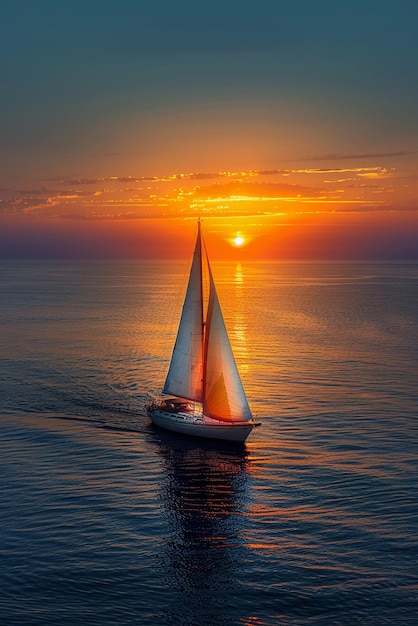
<box><xmin>1</xmin><ymin>4</ymin><xmax>417</xmax><ymax>260</ymax></box>
<box><xmin>1</xmin><ymin>157</ymin><xmax>418</xmax><ymax>259</ymax></box>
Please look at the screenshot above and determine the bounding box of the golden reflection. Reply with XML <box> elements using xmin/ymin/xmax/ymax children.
<box><xmin>235</xmin><ymin>262</ymin><xmax>244</xmax><ymax>284</ymax></box>
<box><xmin>232</xmin><ymin>263</ymin><xmax>248</xmax><ymax>361</ymax></box>
<box><xmin>244</xmin><ymin>617</ymin><xmax>265</xmax><ymax>625</ymax></box>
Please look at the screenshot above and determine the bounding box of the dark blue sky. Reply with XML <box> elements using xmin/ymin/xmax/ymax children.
<box><xmin>1</xmin><ymin>0</ymin><xmax>417</xmax><ymax>174</ymax></box>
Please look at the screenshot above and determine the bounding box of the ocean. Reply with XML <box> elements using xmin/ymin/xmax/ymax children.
<box><xmin>1</xmin><ymin>260</ymin><xmax>417</xmax><ymax>625</ymax></box>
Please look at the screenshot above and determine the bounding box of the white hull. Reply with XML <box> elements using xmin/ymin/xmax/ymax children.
<box><xmin>146</xmin><ymin>408</ymin><xmax>256</xmax><ymax>443</ymax></box>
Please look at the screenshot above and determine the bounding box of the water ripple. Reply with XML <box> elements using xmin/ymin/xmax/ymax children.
<box><xmin>1</xmin><ymin>261</ymin><xmax>418</xmax><ymax>625</ymax></box>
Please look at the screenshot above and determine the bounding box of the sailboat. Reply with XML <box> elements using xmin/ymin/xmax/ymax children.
<box><xmin>146</xmin><ymin>220</ymin><xmax>260</xmax><ymax>442</ymax></box>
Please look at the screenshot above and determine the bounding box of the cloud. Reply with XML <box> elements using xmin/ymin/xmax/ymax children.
<box><xmin>255</xmin><ymin>169</ymin><xmax>281</xmax><ymax>176</ymax></box>
<box><xmin>2</xmin><ymin>156</ymin><xmax>415</xmax><ymax>223</ymax></box>
<box><xmin>58</xmin><ymin>211</ymin><xmax>150</xmax><ymax>221</ymax></box>
<box><xmin>57</xmin><ymin>178</ymin><xmax>99</xmax><ymax>185</ymax></box>
<box><xmin>295</xmin><ymin>150</ymin><xmax>417</xmax><ymax>162</ymax></box>
<box><xmin>187</xmin><ymin>172</ymin><xmax>221</xmax><ymax>180</ymax></box>
<box><xmin>192</xmin><ymin>181</ymin><xmax>320</xmax><ymax>199</ymax></box>
<box><xmin>15</xmin><ymin>187</ymin><xmax>51</xmax><ymax>195</ymax></box>
<box><xmin>0</xmin><ymin>195</ymin><xmax>60</xmax><ymax>216</ymax></box>
<box><xmin>57</xmin><ymin>191</ymin><xmax>98</xmax><ymax>198</ymax></box>
<box><xmin>334</xmin><ymin>204</ymin><xmax>417</xmax><ymax>213</ymax></box>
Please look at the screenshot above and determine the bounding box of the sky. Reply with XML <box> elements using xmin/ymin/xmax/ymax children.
<box><xmin>1</xmin><ymin>0</ymin><xmax>417</xmax><ymax>259</ymax></box>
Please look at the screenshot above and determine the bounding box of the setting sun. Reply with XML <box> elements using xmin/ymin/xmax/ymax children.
<box><xmin>233</xmin><ymin>236</ymin><xmax>245</xmax><ymax>247</ymax></box>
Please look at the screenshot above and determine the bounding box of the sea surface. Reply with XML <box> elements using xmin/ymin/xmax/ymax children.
<box><xmin>1</xmin><ymin>260</ymin><xmax>417</xmax><ymax>625</ymax></box>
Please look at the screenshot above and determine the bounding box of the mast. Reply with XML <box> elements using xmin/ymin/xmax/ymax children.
<box><xmin>198</xmin><ymin>218</ymin><xmax>205</xmax><ymax>396</ymax></box>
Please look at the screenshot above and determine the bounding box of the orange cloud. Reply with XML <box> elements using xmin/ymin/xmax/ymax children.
<box><xmin>192</xmin><ymin>181</ymin><xmax>320</xmax><ymax>199</ymax></box>
<box><xmin>0</xmin><ymin>158</ymin><xmax>415</xmax><ymax>226</ymax></box>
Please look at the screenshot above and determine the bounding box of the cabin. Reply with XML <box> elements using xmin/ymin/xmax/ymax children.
<box><xmin>160</xmin><ymin>399</ymin><xmax>194</xmax><ymax>413</ymax></box>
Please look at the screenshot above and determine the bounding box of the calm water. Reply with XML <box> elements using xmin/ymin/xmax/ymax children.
<box><xmin>1</xmin><ymin>260</ymin><xmax>417</xmax><ymax>625</ymax></box>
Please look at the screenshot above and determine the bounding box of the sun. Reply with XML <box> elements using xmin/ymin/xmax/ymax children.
<box><xmin>233</xmin><ymin>235</ymin><xmax>245</xmax><ymax>247</ymax></box>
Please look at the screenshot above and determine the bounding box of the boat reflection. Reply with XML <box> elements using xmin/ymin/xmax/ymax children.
<box><xmin>152</xmin><ymin>431</ymin><xmax>251</xmax><ymax>621</ymax></box>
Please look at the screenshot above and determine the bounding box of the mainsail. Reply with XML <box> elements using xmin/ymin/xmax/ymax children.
<box><xmin>163</xmin><ymin>224</ymin><xmax>204</xmax><ymax>401</ymax></box>
<box><xmin>163</xmin><ymin>222</ymin><xmax>252</xmax><ymax>424</ymax></box>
